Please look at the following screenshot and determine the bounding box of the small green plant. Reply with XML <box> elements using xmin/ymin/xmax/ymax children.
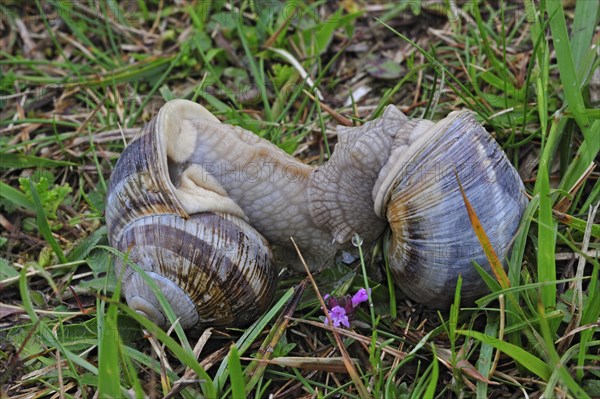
<box><xmin>18</xmin><ymin>176</ymin><xmax>71</xmax><ymax>230</ymax></box>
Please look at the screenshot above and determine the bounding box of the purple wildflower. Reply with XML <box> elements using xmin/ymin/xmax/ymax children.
<box><xmin>351</xmin><ymin>288</ymin><xmax>370</xmax><ymax>308</ymax></box>
<box><xmin>326</xmin><ymin>305</ymin><xmax>350</xmax><ymax>328</ymax></box>
<box><xmin>324</xmin><ymin>293</ymin><xmax>342</xmax><ymax>311</ymax></box>
<box><xmin>322</xmin><ymin>288</ymin><xmax>371</xmax><ymax>328</ymax></box>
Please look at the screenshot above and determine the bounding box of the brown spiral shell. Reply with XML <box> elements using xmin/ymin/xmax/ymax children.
<box><xmin>106</xmin><ymin>115</ymin><xmax>276</xmax><ymax>329</ymax></box>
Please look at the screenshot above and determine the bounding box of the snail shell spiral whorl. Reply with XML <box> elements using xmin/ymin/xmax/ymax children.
<box><xmin>106</xmin><ymin>103</ymin><xmax>276</xmax><ymax>329</ymax></box>
<box><xmin>377</xmin><ymin>112</ymin><xmax>528</xmax><ymax>307</ymax></box>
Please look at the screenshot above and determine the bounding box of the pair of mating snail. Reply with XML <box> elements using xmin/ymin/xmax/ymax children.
<box><xmin>106</xmin><ymin>100</ymin><xmax>528</xmax><ymax>329</ymax></box>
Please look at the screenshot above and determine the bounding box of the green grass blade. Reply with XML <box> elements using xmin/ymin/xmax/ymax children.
<box><xmin>578</xmin><ymin>261</ymin><xmax>600</xmax><ymax>381</ymax></box>
<box><xmin>98</xmin><ymin>279</ymin><xmax>123</xmax><ymax>397</ymax></box>
<box><xmin>120</xmin><ymin>345</ymin><xmax>145</xmax><ymax>399</ymax></box>
<box><xmin>228</xmin><ymin>344</ymin><xmax>245</xmax><ymax>398</ymax></box>
<box><xmin>235</xmin><ymin>18</ymin><xmax>272</xmax><ymax>121</ymax></box>
<box><xmin>423</xmin><ymin>345</ymin><xmax>439</xmax><ymax>398</ymax></box>
<box><xmin>537</xmin><ymin>164</ymin><xmax>557</xmax><ymax>311</ymax></box>
<box><xmin>537</xmin><ymin>304</ymin><xmax>590</xmax><ymax>399</ymax></box>
<box><xmin>19</xmin><ymin>268</ymin><xmax>40</xmax><ymax>323</ymax></box>
<box><xmin>99</xmin><ymin>244</ymin><xmax>123</xmax><ymax>396</ymax></box>
<box><xmin>457</xmin><ymin>330</ymin><xmax>552</xmax><ymax>381</ymax></box>
<box><xmin>382</xmin><ymin>230</ymin><xmax>397</xmax><ymax>320</ymax></box>
<box><xmin>560</xmin><ymin>120</ymin><xmax>600</xmax><ymax>192</ymax></box>
<box><xmin>472</xmin><ymin>261</ymin><xmax>503</xmax><ymax>294</ymax></box>
<box><xmin>506</xmin><ymin>195</ymin><xmax>539</xmax><ymax>350</ymax></box>
<box><xmin>123</xmin><ymin>346</ymin><xmax>182</xmax><ymax>386</ymax></box>
<box><xmin>28</xmin><ymin>179</ymin><xmax>67</xmax><ymax>263</ymax></box>
<box><xmin>449</xmin><ymin>275</ymin><xmax>462</xmax><ymax>347</ymax></box>
<box><xmin>214</xmin><ymin>287</ymin><xmax>295</xmax><ymax>392</ymax></box>
<box><xmin>476</xmin><ymin>276</ymin><xmax>586</xmax><ymax>309</ymax></box>
<box><xmin>533</xmin><ymin>116</ymin><xmax>562</xmax><ymax>311</ymax></box>
<box><xmin>580</xmin><ymin>177</ymin><xmax>600</xmax><ymax>212</ymax></box>
<box><xmin>546</xmin><ymin>0</ymin><xmax>591</xmax><ymax>139</ymax></box>
<box><xmin>554</xmin><ymin>212</ymin><xmax>600</xmax><ymax>238</ymax></box>
<box><xmin>244</xmin><ymin>282</ymin><xmax>305</xmax><ymax>395</ymax></box>
<box><xmin>524</xmin><ymin>0</ymin><xmax>550</xmax><ymax>133</ymax></box>
<box><xmin>571</xmin><ymin>1</ymin><xmax>599</xmax><ymax>71</ymax></box>
<box><xmin>117</xmin><ymin>303</ymin><xmax>216</xmax><ymax>399</ymax></box>
<box><xmin>0</xmin><ymin>181</ymin><xmax>35</xmax><ymax>211</ymax></box>
<box><xmin>0</xmin><ymin>153</ymin><xmax>75</xmax><ymax>169</ymax></box>
<box><xmin>476</xmin><ymin>317</ymin><xmax>499</xmax><ymax>399</ymax></box>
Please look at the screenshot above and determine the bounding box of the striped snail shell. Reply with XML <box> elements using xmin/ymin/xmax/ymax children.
<box><xmin>106</xmin><ymin>100</ymin><xmax>528</xmax><ymax>329</ymax></box>
<box><xmin>372</xmin><ymin>111</ymin><xmax>528</xmax><ymax>307</ymax></box>
<box><xmin>105</xmin><ymin>103</ymin><xmax>276</xmax><ymax>329</ymax></box>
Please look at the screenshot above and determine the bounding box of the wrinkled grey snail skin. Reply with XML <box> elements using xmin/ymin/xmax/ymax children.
<box><xmin>105</xmin><ymin>100</ymin><xmax>528</xmax><ymax>330</ymax></box>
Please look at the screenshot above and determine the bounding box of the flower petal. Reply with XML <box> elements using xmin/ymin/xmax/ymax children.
<box><xmin>330</xmin><ymin>306</ymin><xmax>348</xmax><ymax>328</ymax></box>
<box><xmin>351</xmin><ymin>288</ymin><xmax>369</xmax><ymax>307</ymax></box>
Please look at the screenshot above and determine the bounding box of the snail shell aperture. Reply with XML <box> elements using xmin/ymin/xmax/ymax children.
<box><xmin>106</xmin><ymin>100</ymin><xmax>528</xmax><ymax>329</ymax></box>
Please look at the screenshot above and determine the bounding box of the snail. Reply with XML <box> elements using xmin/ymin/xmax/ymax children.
<box><xmin>105</xmin><ymin>100</ymin><xmax>528</xmax><ymax>329</ymax></box>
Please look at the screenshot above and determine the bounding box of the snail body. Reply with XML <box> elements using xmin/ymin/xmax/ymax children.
<box><xmin>106</xmin><ymin>100</ymin><xmax>528</xmax><ymax>328</ymax></box>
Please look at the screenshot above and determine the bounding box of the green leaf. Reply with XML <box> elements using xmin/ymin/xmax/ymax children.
<box><xmin>67</xmin><ymin>226</ymin><xmax>107</xmax><ymax>262</ymax></box>
<box><xmin>28</xmin><ymin>180</ymin><xmax>67</xmax><ymax>263</ymax></box>
<box><xmin>457</xmin><ymin>330</ymin><xmax>552</xmax><ymax>381</ymax></box>
<box><xmin>213</xmin><ymin>287</ymin><xmax>295</xmax><ymax>392</ymax></box>
<box><xmin>579</xmin><ymin>263</ymin><xmax>600</xmax><ymax>381</ymax></box>
<box><xmin>560</xmin><ymin>120</ymin><xmax>600</xmax><ymax>193</ymax></box>
<box><xmin>534</xmin><ymin>118</ymin><xmax>560</xmax><ymax>310</ymax></box>
<box><xmin>424</xmin><ymin>345</ymin><xmax>439</xmax><ymax>398</ymax></box>
<box><xmin>19</xmin><ymin>267</ymin><xmax>39</xmax><ymax>323</ymax></box>
<box><xmin>98</xmin><ymin>274</ymin><xmax>122</xmax><ymax>398</ymax></box>
<box><xmin>571</xmin><ymin>1</ymin><xmax>599</xmax><ymax>80</ymax></box>
<box><xmin>0</xmin><ymin>257</ymin><xmax>19</xmax><ymax>281</ymax></box>
<box><xmin>228</xmin><ymin>345</ymin><xmax>245</xmax><ymax>398</ymax></box>
<box><xmin>547</xmin><ymin>1</ymin><xmax>591</xmax><ymax>139</ymax></box>
<box><xmin>19</xmin><ymin>177</ymin><xmax>72</xmax><ymax>221</ymax></box>
<box><xmin>0</xmin><ymin>181</ymin><xmax>35</xmax><ymax>211</ymax></box>
<box><xmin>0</xmin><ymin>153</ymin><xmax>75</xmax><ymax>169</ymax></box>
<box><xmin>117</xmin><ymin>304</ymin><xmax>216</xmax><ymax>399</ymax></box>
<box><xmin>479</xmin><ymin>70</ymin><xmax>525</xmax><ymax>102</ymax></box>
<box><xmin>476</xmin><ymin>318</ymin><xmax>499</xmax><ymax>399</ymax></box>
